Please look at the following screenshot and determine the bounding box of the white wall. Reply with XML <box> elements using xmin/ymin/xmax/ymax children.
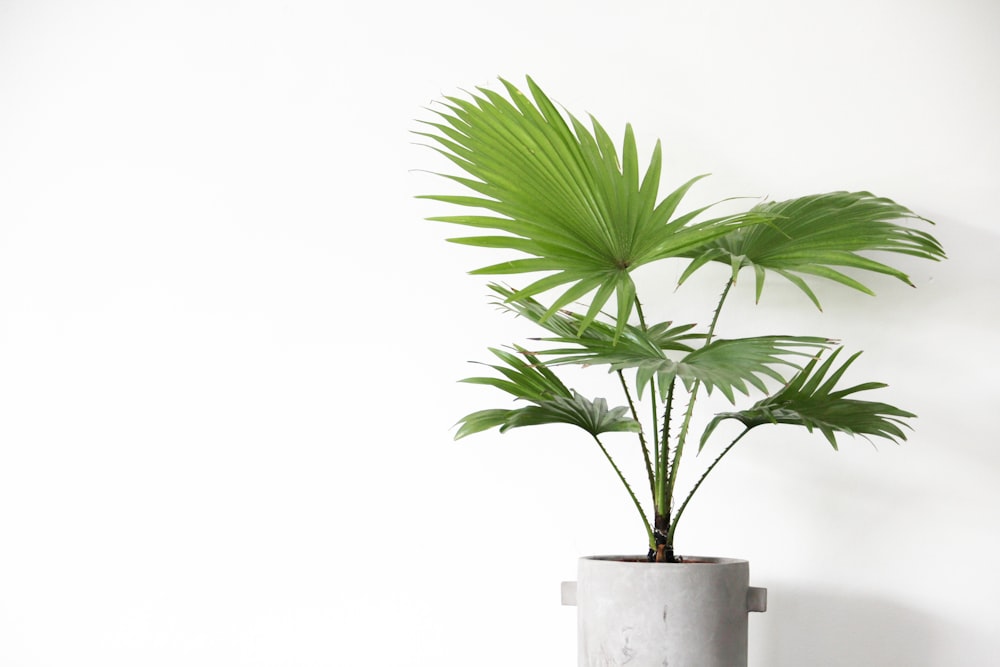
<box><xmin>0</xmin><ymin>1</ymin><xmax>997</xmax><ymax>665</ymax></box>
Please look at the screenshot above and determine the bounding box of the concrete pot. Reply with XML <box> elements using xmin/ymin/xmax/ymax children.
<box><xmin>562</xmin><ymin>556</ymin><xmax>766</xmax><ymax>667</ymax></box>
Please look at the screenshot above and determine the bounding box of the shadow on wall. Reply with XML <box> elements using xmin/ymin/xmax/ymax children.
<box><xmin>755</xmin><ymin>587</ymin><xmax>941</xmax><ymax>667</ymax></box>
<box><xmin>746</xmin><ymin>222</ymin><xmax>1000</xmax><ymax>667</ymax></box>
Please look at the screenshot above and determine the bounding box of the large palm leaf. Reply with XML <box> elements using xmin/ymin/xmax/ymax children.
<box><xmin>417</xmin><ymin>77</ymin><xmax>759</xmax><ymax>335</ymax></box>
<box><xmin>699</xmin><ymin>347</ymin><xmax>915</xmax><ymax>450</ymax></box>
<box><xmin>679</xmin><ymin>191</ymin><xmax>946</xmax><ymax>308</ymax></box>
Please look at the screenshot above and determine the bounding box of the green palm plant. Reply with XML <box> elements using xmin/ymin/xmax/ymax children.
<box><xmin>418</xmin><ymin>77</ymin><xmax>945</xmax><ymax>562</ymax></box>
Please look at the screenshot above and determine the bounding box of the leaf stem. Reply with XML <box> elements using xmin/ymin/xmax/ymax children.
<box><xmin>618</xmin><ymin>370</ymin><xmax>655</xmax><ymax>500</ymax></box>
<box><xmin>593</xmin><ymin>434</ymin><xmax>654</xmax><ymax>548</ymax></box>
<box><xmin>706</xmin><ymin>279</ymin><xmax>733</xmax><ymax>342</ymax></box>
<box><xmin>655</xmin><ymin>378</ymin><xmax>675</xmax><ymax>515</ymax></box>
<box><xmin>650</xmin><ymin>374</ymin><xmax>660</xmax><ymax>498</ymax></box>
<box><xmin>632</xmin><ymin>296</ymin><xmax>659</xmax><ymax>505</ymax></box>
<box><xmin>668</xmin><ymin>427</ymin><xmax>752</xmax><ymax>544</ymax></box>
<box><xmin>663</xmin><ymin>278</ymin><xmax>735</xmax><ymax>547</ymax></box>
<box><xmin>634</xmin><ymin>298</ymin><xmax>648</xmax><ymax>330</ymax></box>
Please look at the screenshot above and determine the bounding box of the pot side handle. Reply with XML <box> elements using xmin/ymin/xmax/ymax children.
<box><xmin>561</xmin><ymin>581</ymin><xmax>577</xmax><ymax>606</ymax></box>
<box><xmin>747</xmin><ymin>586</ymin><xmax>767</xmax><ymax>613</ymax></box>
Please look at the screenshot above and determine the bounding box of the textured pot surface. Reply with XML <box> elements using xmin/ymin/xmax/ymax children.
<box><xmin>565</xmin><ymin>556</ymin><xmax>765</xmax><ymax>667</ymax></box>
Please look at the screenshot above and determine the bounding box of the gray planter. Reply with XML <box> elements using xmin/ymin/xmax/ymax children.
<box><xmin>562</xmin><ymin>556</ymin><xmax>766</xmax><ymax>667</ymax></box>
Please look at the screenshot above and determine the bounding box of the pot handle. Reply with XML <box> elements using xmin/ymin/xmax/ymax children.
<box><xmin>561</xmin><ymin>581</ymin><xmax>577</xmax><ymax>606</ymax></box>
<box><xmin>747</xmin><ymin>586</ymin><xmax>767</xmax><ymax>613</ymax></box>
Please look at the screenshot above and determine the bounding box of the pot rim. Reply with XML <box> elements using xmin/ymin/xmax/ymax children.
<box><xmin>582</xmin><ymin>555</ymin><xmax>748</xmax><ymax>565</ymax></box>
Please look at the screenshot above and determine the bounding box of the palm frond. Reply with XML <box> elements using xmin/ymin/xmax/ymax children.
<box><xmin>672</xmin><ymin>336</ymin><xmax>832</xmax><ymax>403</ymax></box>
<box><xmin>679</xmin><ymin>191</ymin><xmax>946</xmax><ymax>307</ymax></box>
<box><xmin>459</xmin><ymin>346</ymin><xmax>571</xmax><ymax>403</ymax></box>
<box><xmin>454</xmin><ymin>347</ymin><xmax>639</xmax><ymax>438</ymax></box>
<box><xmin>699</xmin><ymin>347</ymin><xmax>915</xmax><ymax>450</ymax></box>
<box><xmin>418</xmin><ymin>77</ymin><xmax>757</xmax><ymax>336</ymax></box>
<box><xmin>487</xmin><ymin>284</ymin><xmax>701</xmax><ymax>398</ymax></box>
<box><xmin>489</xmin><ymin>284</ymin><xmax>701</xmax><ymax>351</ymax></box>
<box><xmin>502</xmin><ymin>393</ymin><xmax>642</xmax><ymax>436</ymax></box>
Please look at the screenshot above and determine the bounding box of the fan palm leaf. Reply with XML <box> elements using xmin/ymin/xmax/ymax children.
<box><xmin>679</xmin><ymin>191</ymin><xmax>946</xmax><ymax>308</ymax></box>
<box><xmin>417</xmin><ymin>77</ymin><xmax>760</xmax><ymax>335</ymax></box>
<box><xmin>699</xmin><ymin>347</ymin><xmax>915</xmax><ymax>450</ymax></box>
<box><xmin>454</xmin><ymin>347</ymin><xmax>639</xmax><ymax>439</ymax></box>
<box><xmin>487</xmin><ymin>285</ymin><xmax>699</xmax><ymax>396</ymax></box>
<box><xmin>672</xmin><ymin>336</ymin><xmax>832</xmax><ymax>403</ymax></box>
<box><xmin>488</xmin><ymin>285</ymin><xmax>828</xmax><ymax>402</ymax></box>
<box><xmin>490</xmin><ymin>284</ymin><xmax>701</xmax><ymax>351</ymax></box>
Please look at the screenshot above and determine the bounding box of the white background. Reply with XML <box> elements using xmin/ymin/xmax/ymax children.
<box><xmin>1</xmin><ymin>1</ymin><xmax>997</xmax><ymax>665</ymax></box>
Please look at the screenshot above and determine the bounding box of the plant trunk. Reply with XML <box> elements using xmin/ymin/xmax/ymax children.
<box><xmin>652</xmin><ymin>513</ymin><xmax>678</xmax><ymax>563</ymax></box>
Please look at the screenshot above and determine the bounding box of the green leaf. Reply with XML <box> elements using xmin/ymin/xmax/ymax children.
<box><xmin>699</xmin><ymin>347</ymin><xmax>915</xmax><ymax>451</ymax></box>
<box><xmin>501</xmin><ymin>303</ymin><xmax>823</xmax><ymax>411</ymax></box>
<box><xmin>671</xmin><ymin>336</ymin><xmax>832</xmax><ymax>403</ymax></box>
<box><xmin>486</xmin><ymin>284</ymin><xmax>701</xmax><ymax>398</ymax></box>
<box><xmin>454</xmin><ymin>347</ymin><xmax>639</xmax><ymax>438</ymax></box>
<box><xmin>679</xmin><ymin>191</ymin><xmax>946</xmax><ymax>307</ymax></box>
<box><xmin>454</xmin><ymin>409</ymin><xmax>514</xmax><ymax>440</ymax></box>
<box><xmin>486</xmin><ymin>286</ymin><xmax>825</xmax><ymax>403</ymax></box>
<box><xmin>419</xmin><ymin>77</ymin><xmax>753</xmax><ymax>336</ymax></box>
<box><xmin>460</xmin><ymin>346</ymin><xmax>572</xmax><ymax>403</ymax></box>
<box><xmin>503</xmin><ymin>392</ymin><xmax>642</xmax><ymax>436</ymax></box>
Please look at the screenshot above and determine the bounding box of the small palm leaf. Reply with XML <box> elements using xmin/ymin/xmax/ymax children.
<box><xmin>489</xmin><ymin>283</ymin><xmax>701</xmax><ymax>353</ymax></box>
<box><xmin>453</xmin><ymin>408</ymin><xmax>517</xmax><ymax>440</ymax></box>
<box><xmin>539</xmin><ymin>331</ymin><xmax>826</xmax><ymax>403</ymax></box>
<box><xmin>459</xmin><ymin>346</ymin><xmax>571</xmax><ymax>403</ymax></box>
<box><xmin>454</xmin><ymin>347</ymin><xmax>639</xmax><ymax>438</ymax></box>
<box><xmin>418</xmin><ymin>77</ymin><xmax>761</xmax><ymax>336</ymax></box>
<box><xmin>491</xmin><ymin>283</ymin><xmax>827</xmax><ymax>402</ymax></box>
<box><xmin>543</xmin><ymin>334</ymin><xmax>829</xmax><ymax>403</ymax></box>
<box><xmin>672</xmin><ymin>336</ymin><xmax>832</xmax><ymax>403</ymax></box>
<box><xmin>679</xmin><ymin>191</ymin><xmax>946</xmax><ymax>308</ymax></box>
<box><xmin>699</xmin><ymin>347</ymin><xmax>915</xmax><ymax>450</ymax></box>
<box><xmin>538</xmin><ymin>323</ymin><xmax>697</xmax><ymax>401</ymax></box>
<box><xmin>487</xmin><ymin>285</ymin><xmax>702</xmax><ymax>398</ymax></box>
<box><xmin>503</xmin><ymin>393</ymin><xmax>642</xmax><ymax>436</ymax></box>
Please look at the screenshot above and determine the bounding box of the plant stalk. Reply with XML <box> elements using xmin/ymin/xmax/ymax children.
<box><xmin>633</xmin><ymin>295</ymin><xmax>661</xmax><ymax>532</ymax></box>
<box><xmin>592</xmin><ymin>434</ymin><xmax>654</xmax><ymax>549</ymax></box>
<box><xmin>652</xmin><ymin>378</ymin><xmax>676</xmax><ymax>562</ymax></box>
<box><xmin>618</xmin><ymin>370</ymin><xmax>655</xmax><ymax>500</ymax></box>
<box><xmin>654</xmin><ymin>378</ymin><xmax>676</xmax><ymax>514</ymax></box>
<box><xmin>668</xmin><ymin>427</ymin><xmax>753</xmax><ymax>544</ymax></box>
<box><xmin>661</xmin><ymin>278</ymin><xmax>735</xmax><ymax>555</ymax></box>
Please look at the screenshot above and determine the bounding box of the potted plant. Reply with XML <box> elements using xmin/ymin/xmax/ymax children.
<box><xmin>416</xmin><ymin>77</ymin><xmax>944</xmax><ymax>667</ymax></box>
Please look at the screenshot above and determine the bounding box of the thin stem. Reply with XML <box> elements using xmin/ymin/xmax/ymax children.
<box><xmin>668</xmin><ymin>427</ymin><xmax>753</xmax><ymax>544</ymax></box>
<box><xmin>634</xmin><ymin>298</ymin><xmax>649</xmax><ymax>330</ymax></box>
<box><xmin>667</xmin><ymin>391</ymin><xmax>698</xmax><ymax>520</ymax></box>
<box><xmin>705</xmin><ymin>278</ymin><xmax>733</xmax><ymax>343</ymax></box>
<box><xmin>654</xmin><ymin>378</ymin><xmax>676</xmax><ymax>515</ymax></box>
<box><xmin>632</xmin><ymin>296</ymin><xmax>659</xmax><ymax>506</ymax></box>
<box><xmin>592</xmin><ymin>434</ymin><xmax>654</xmax><ymax>548</ymax></box>
<box><xmin>649</xmin><ymin>374</ymin><xmax>659</xmax><ymax>497</ymax></box>
<box><xmin>651</xmin><ymin>376</ymin><xmax>678</xmax><ymax>562</ymax></box>
<box><xmin>618</xmin><ymin>370</ymin><xmax>655</xmax><ymax>501</ymax></box>
<box><xmin>663</xmin><ymin>278</ymin><xmax>735</xmax><ymax>547</ymax></box>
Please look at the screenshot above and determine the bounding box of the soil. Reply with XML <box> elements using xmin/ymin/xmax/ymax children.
<box><xmin>600</xmin><ymin>555</ymin><xmax>717</xmax><ymax>564</ymax></box>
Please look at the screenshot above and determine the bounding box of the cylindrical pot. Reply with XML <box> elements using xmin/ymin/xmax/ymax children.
<box><xmin>561</xmin><ymin>555</ymin><xmax>766</xmax><ymax>667</ymax></box>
